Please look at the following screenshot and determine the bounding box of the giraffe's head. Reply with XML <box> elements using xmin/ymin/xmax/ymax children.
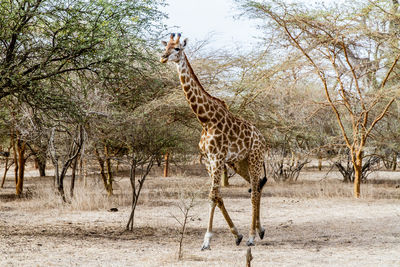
<box><xmin>160</xmin><ymin>33</ymin><xmax>188</xmax><ymax>64</ymax></box>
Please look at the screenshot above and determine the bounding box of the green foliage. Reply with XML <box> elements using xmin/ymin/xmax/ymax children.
<box><xmin>0</xmin><ymin>0</ymin><xmax>166</xmax><ymax>106</ymax></box>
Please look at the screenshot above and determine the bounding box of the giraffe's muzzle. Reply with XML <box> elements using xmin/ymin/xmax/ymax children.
<box><xmin>160</xmin><ymin>55</ymin><xmax>168</xmax><ymax>63</ymax></box>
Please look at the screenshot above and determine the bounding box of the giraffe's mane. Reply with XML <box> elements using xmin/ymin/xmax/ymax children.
<box><xmin>184</xmin><ymin>53</ymin><xmax>228</xmax><ymax>110</ymax></box>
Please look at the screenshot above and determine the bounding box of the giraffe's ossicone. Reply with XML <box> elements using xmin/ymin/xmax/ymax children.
<box><xmin>161</xmin><ymin>33</ymin><xmax>267</xmax><ymax>249</ymax></box>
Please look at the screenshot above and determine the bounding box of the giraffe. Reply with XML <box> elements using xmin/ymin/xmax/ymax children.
<box><xmin>161</xmin><ymin>33</ymin><xmax>267</xmax><ymax>249</ymax></box>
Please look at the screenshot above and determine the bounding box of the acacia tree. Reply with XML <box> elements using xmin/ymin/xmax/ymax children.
<box><xmin>125</xmin><ymin>115</ymin><xmax>178</xmax><ymax>230</ymax></box>
<box><xmin>0</xmin><ymin>0</ymin><xmax>167</xmax><ymax>197</ymax></box>
<box><xmin>49</xmin><ymin>124</ymin><xmax>84</xmax><ymax>202</ymax></box>
<box><xmin>241</xmin><ymin>0</ymin><xmax>400</xmax><ymax>197</ymax></box>
<box><xmin>0</xmin><ymin>0</ymin><xmax>165</xmax><ymax>104</ymax></box>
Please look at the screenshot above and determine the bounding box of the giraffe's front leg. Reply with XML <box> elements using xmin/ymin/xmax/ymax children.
<box><xmin>201</xmin><ymin>158</ymin><xmax>216</xmax><ymax>251</ymax></box>
<box><xmin>201</xmin><ymin>200</ymin><xmax>216</xmax><ymax>250</ymax></box>
<box><xmin>201</xmin><ymin>157</ymin><xmax>243</xmax><ymax>250</ymax></box>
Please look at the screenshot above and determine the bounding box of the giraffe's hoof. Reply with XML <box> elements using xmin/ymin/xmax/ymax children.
<box><xmin>201</xmin><ymin>244</ymin><xmax>211</xmax><ymax>251</ymax></box>
<box><xmin>236</xmin><ymin>234</ymin><xmax>243</xmax><ymax>246</ymax></box>
<box><xmin>246</xmin><ymin>240</ymin><xmax>255</xmax><ymax>246</ymax></box>
<box><xmin>246</xmin><ymin>237</ymin><xmax>255</xmax><ymax>246</ymax></box>
<box><xmin>259</xmin><ymin>228</ymin><xmax>265</xmax><ymax>240</ymax></box>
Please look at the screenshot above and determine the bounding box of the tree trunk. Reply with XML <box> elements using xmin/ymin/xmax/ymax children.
<box><xmin>15</xmin><ymin>139</ymin><xmax>26</xmax><ymax>196</ymax></box>
<box><xmin>353</xmin><ymin>152</ymin><xmax>362</xmax><ymax>199</ymax></box>
<box><xmin>392</xmin><ymin>152</ymin><xmax>397</xmax><ymax>171</ymax></box>
<box><xmin>70</xmin><ymin>156</ymin><xmax>78</xmax><ymax>198</ymax></box>
<box><xmin>81</xmin><ymin>158</ymin><xmax>87</xmax><ymax>187</ymax></box>
<box><xmin>95</xmin><ymin>147</ymin><xmax>112</xmax><ymax>196</ymax></box>
<box><xmin>1</xmin><ymin>156</ymin><xmax>9</xmax><ymax>188</ymax></box>
<box><xmin>222</xmin><ymin>165</ymin><xmax>229</xmax><ymax>187</ymax></box>
<box><xmin>36</xmin><ymin>153</ymin><xmax>46</xmax><ymax>177</ymax></box>
<box><xmin>1</xmin><ymin>144</ymin><xmax>12</xmax><ymax>188</ymax></box>
<box><xmin>58</xmin><ymin>169</ymin><xmax>66</xmax><ymax>202</ymax></box>
<box><xmin>105</xmin><ymin>146</ymin><xmax>113</xmax><ymax>196</ymax></box>
<box><xmin>127</xmin><ymin>157</ymin><xmax>155</xmax><ymax>231</ymax></box>
<box><xmin>12</xmin><ymin>134</ymin><xmax>18</xmax><ymax>185</ymax></box>
<box><xmin>163</xmin><ymin>152</ymin><xmax>169</xmax><ymax>177</ymax></box>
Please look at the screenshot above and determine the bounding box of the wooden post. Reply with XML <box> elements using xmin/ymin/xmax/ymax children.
<box><xmin>163</xmin><ymin>152</ymin><xmax>169</xmax><ymax>177</ymax></box>
<box><xmin>246</xmin><ymin>247</ymin><xmax>253</xmax><ymax>267</ymax></box>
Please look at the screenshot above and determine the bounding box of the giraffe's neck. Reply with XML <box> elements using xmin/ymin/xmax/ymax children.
<box><xmin>177</xmin><ymin>53</ymin><xmax>221</xmax><ymax>125</ymax></box>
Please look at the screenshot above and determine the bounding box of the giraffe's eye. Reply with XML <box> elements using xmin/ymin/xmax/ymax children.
<box><xmin>174</xmin><ymin>48</ymin><xmax>180</xmax><ymax>51</ymax></box>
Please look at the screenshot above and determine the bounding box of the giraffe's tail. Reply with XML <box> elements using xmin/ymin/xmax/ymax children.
<box><xmin>248</xmin><ymin>162</ymin><xmax>268</xmax><ymax>193</ymax></box>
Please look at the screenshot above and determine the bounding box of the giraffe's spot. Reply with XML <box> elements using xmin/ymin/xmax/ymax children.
<box><xmin>190</xmin><ymin>95</ymin><xmax>196</xmax><ymax>103</ymax></box>
<box><xmin>209</xmin><ymin>145</ymin><xmax>217</xmax><ymax>154</ymax></box>
<box><xmin>191</xmin><ymin>103</ymin><xmax>198</xmax><ymax>113</ymax></box>
<box><xmin>185</xmin><ymin>75</ymin><xmax>190</xmax><ymax>83</ymax></box>
<box><xmin>186</xmin><ymin>90</ymin><xmax>193</xmax><ymax>98</ymax></box>
<box><xmin>239</xmin><ymin>132</ymin><xmax>245</xmax><ymax>139</ymax></box>
<box><xmin>198</xmin><ymin>105</ymin><xmax>205</xmax><ymax>114</ymax></box>
<box><xmin>197</xmin><ymin>97</ymin><xmax>203</xmax><ymax>104</ymax></box>
<box><xmin>180</xmin><ymin>76</ymin><xmax>185</xmax><ymax>84</ymax></box>
<box><xmin>217</xmin><ymin>122</ymin><xmax>223</xmax><ymax>130</ymax></box>
<box><xmin>211</xmin><ymin>118</ymin><xmax>218</xmax><ymax>124</ymax></box>
<box><xmin>183</xmin><ymin>85</ymin><xmax>190</xmax><ymax>92</ymax></box>
<box><xmin>233</xmin><ymin>124</ymin><xmax>240</xmax><ymax>133</ymax></box>
<box><xmin>190</xmin><ymin>80</ymin><xmax>195</xmax><ymax>86</ymax></box>
<box><xmin>203</xmin><ymin>103</ymin><xmax>210</xmax><ymax>112</ymax></box>
<box><xmin>215</xmin><ymin>135</ymin><xmax>222</xmax><ymax>146</ymax></box>
<box><xmin>198</xmin><ymin>116</ymin><xmax>208</xmax><ymax>124</ymax></box>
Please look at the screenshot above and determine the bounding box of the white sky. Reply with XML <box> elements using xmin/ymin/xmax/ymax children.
<box><xmin>161</xmin><ymin>0</ymin><xmax>261</xmax><ymax>50</ymax></box>
<box><xmin>161</xmin><ymin>0</ymin><xmax>338</xmax><ymax>50</ymax></box>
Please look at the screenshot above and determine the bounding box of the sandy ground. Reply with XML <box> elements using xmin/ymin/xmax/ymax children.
<box><xmin>1</xmin><ymin>168</ymin><xmax>400</xmax><ymax>266</ymax></box>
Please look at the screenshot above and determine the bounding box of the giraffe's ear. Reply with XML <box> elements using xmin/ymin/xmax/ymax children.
<box><xmin>161</xmin><ymin>40</ymin><xmax>168</xmax><ymax>47</ymax></box>
<box><xmin>182</xmin><ymin>38</ymin><xmax>188</xmax><ymax>48</ymax></box>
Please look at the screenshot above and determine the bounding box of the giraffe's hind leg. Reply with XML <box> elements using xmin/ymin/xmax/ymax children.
<box><xmin>246</xmin><ymin>157</ymin><xmax>264</xmax><ymax>246</ymax></box>
<box><xmin>201</xmin><ymin>156</ymin><xmax>242</xmax><ymax>250</ymax></box>
<box><xmin>256</xmin><ymin>193</ymin><xmax>265</xmax><ymax>240</ymax></box>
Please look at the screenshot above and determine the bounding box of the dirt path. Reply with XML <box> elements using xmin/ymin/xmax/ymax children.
<box><xmin>1</xmin><ymin>195</ymin><xmax>399</xmax><ymax>266</ymax></box>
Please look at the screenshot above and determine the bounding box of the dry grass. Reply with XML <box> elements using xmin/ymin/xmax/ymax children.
<box><xmin>1</xmin><ymin>165</ymin><xmax>400</xmax><ymax>266</ymax></box>
<box><xmin>1</xmin><ymin>166</ymin><xmax>399</xmax><ymax>213</ymax></box>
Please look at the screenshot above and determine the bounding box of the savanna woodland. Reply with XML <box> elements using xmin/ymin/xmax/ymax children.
<box><xmin>1</xmin><ymin>0</ymin><xmax>399</xmax><ymax>266</ymax></box>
